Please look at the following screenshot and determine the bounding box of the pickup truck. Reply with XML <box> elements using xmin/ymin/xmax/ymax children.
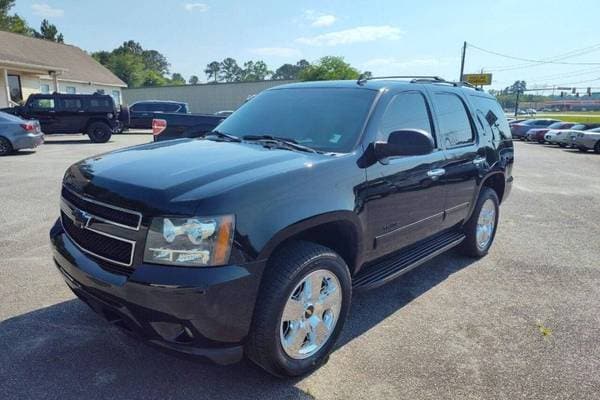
<box><xmin>151</xmin><ymin>112</ymin><xmax>225</xmax><ymax>141</ymax></box>
<box><xmin>50</xmin><ymin>77</ymin><xmax>513</xmax><ymax>377</ymax></box>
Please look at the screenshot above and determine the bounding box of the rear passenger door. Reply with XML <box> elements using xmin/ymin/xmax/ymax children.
<box><xmin>56</xmin><ymin>96</ymin><xmax>85</xmax><ymax>133</ymax></box>
<box><xmin>429</xmin><ymin>90</ymin><xmax>481</xmax><ymax>229</ymax></box>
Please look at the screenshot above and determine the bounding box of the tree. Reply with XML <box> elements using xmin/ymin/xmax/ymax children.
<box><xmin>141</xmin><ymin>50</ymin><xmax>169</xmax><ymax>75</ymax></box>
<box><xmin>219</xmin><ymin>58</ymin><xmax>242</xmax><ymax>82</ymax></box>
<box><xmin>170</xmin><ymin>73</ymin><xmax>186</xmax><ymax>85</ymax></box>
<box><xmin>240</xmin><ymin>60</ymin><xmax>272</xmax><ymax>81</ymax></box>
<box><xmin>188</xmin><ymin>75</ymin><xmax>199</xmax><ymax>85</ymax></box>
<box><xmin>272</xmin><ymin>59</ymin><xmax>311</xmax><ymax>80</ymax></box>
<box><xmin>33</xmin><ymin>19</ymin><xmax>64</xmax><ymax>43</ymax></box>
<box><xmin>299</xmin><ymin>56</ymin><xmax>360</xmax><ymax>81</ymax></box>
<box><xmin>142</xmin><ymin>70</ymin><xmax>168</xmax><ymax>87</ymax></box>
<box><xmin>204</xmin><ymin>61</ymin><xmax>221</xmax><ymax>83</ymax></box>
<box><xmin>105</xmin><ymin>52</ymin><xmax>145</xmax><ymax>87</ymax></box>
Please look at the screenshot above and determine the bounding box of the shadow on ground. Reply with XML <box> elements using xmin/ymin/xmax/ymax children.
<box><xmin>42</xmin><ymin>139</ymin><xmax>104</xmax><ymax>145</ymax></box>
<box><xmin>0</xmin><ymin>251</ymin><xmax>475</xmax><ymax>400</ymax></box>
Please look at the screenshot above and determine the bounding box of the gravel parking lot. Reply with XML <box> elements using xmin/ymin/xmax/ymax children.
<box><xmin>1</xmin><ymin>135</ymin><xmax>599</xmax><ymax>399</ymax></box>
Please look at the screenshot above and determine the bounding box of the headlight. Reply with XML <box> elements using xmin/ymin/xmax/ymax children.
<box><xmin>143</xmin><ymin>215</ymin><xmax>235</xmax><ymax>267</ymax></box>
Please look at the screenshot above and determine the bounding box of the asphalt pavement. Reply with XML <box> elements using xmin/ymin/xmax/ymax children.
<box><xmin>1</xmin><ymin>135</ymin><xmax>599</xmax><ymax>399</ymax></box>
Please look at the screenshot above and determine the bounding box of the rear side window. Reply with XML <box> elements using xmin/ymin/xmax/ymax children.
<box><xmin>469</xmin><ymin>95</ymin><xmax>511</xmax><ymax>140</ymax></box>
<box><xmin>379</xmin><ymin>91</ymin><xmax>435</xmax><ymax>145</ymax></box>
<box><xmin>433</xmin><ymin>92</ymin><xmax>475</xmax><ymax>147</ymax></box>
<box><xmin>60</xmin><ymin>98</ymin><xmax>82</xmax><ymax>110</ymax></box>
<box><xmin>89</xmin><ymin>97</ymin><xmax>112</xmax><ymax>109</ymax></box>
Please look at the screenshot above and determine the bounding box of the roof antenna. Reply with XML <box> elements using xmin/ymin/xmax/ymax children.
<box><xmin>357</xmin><ymin>73</ymin><xmax>368</xmax><ymax>86</ymax></box>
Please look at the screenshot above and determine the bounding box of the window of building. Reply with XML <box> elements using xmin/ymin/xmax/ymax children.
<box><xmin>433</xmin><ymin>92</ymin><xmax>475</xmax><ymax>147</ymax></box>
<box><xmin>112</xmin><ymin>90</ymin><xmax>121</xmax><ymax>105</ymax></box>
<box><xmin>7</xmin><ymin>75</ymin><xmax>23</xmax><ymax>103</ymax></box>
<box><xmin>65</xmin><ymin>86</ymin><xmax>76</xmax><ymax>94</ymax></box>
<box><xmin>40</xmin><ymin>84</ymin><xmax>50</xmax><ymax>94</ymax></box>
<box><xmin>379</xmin><ymin>91</ymin><xmax>435</xmax><ymax>145</ymax></box>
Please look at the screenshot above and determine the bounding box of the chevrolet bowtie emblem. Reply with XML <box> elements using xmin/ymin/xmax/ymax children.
<box><xmin>72</xmin><ymin>208</ymin><xmax>92</xmax><ymax>229</ymax></box>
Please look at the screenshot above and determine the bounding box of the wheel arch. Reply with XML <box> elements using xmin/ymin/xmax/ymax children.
<box><xmin>84</xmin><ymin>118</ymin><xmax>111</xmax><ymax>133</ymax></box>
<box><xmin>257</xmin><ymin>211</ymin><xmax>364</xmax><ymax>275</ymax></box>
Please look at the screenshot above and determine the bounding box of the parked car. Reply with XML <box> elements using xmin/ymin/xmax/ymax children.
<box><xmin>0</xmin><ymin>111</ymin><xmax>44</xmax><ymax>155</ymax></box>
<box><xmin>129</xmin><ymin>100</ymin><xmax>189</xmax><ymax>129</ymax></box>
<box><xmin>510</xmin><ymin>119</ymin><xmax>561</xmax><ymax>140</ymax></box>
<box><xmin>50</xmin><ymin>78</ymin><xmax>513</xmax><ymax>377</ymax></box>
<box><xmin>508</xmin><ymin>118</ymin><xmax>527</xmax><ymax>125</ymax></box>
<box><xmin>545</xmin><ymin>124</ymin><xmax>598</xmax><ymax>145</ymax></box>
<box><xmin>526</xmin><ymin>122</ymin><xmax>577</xmax><ymax>143</ymax></box>
<box><xmin>573</xmin><ymin>127</ymin><xmax>600</xmax><ymax>153</ymax></box>
<box><xmin>1</xmin><ymin>93</ymin><xmax>128</xmax><ymax>143</ymax></box>
<box><xmin>151</xmin><ymin>113</ymin><xmax>226</xmax><ymax>141</ymax></box>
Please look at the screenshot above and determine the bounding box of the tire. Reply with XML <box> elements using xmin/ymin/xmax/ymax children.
<box><xmin>595</xmin><ymin>141</ymin><xmax>600</xmax><ymax>154</ymax></box>
<box><xmin>0</xmin><ymin>136</ymin><xmax>13</xmax><ymax>156</ymax></box>
<box><xmin>246</xmin><ymin>241</ymin><xmax>352</xmax><ymax>377</ymax></box>
<box><xmin>458</xmin><ymin>187</ymin><xmax>500</xmax><ymax>258</ymax></box>
<box><xmin>87</xmin><ymin>122</ymin><xmax>112</xmax><ymax>143</ymax></box>
<box><xmin>558</xmin><ymin>143</ymin><xmax>566</xmax><ymax>148</ymax></box>
<box><xmin>537</xmin><ymin>140</ymin><xmax>545</xmax><ymax>144</ymax></box>
<box><xmin>578</xmin><ymin>147</ymin><xmax>588</xmax><ymax>153</ymax></box>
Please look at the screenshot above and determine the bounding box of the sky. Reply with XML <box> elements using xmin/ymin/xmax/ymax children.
<box><xmin>11</xmin><ymin>0</ymin><xmax>600</xmax><ymax>90</ymax></box>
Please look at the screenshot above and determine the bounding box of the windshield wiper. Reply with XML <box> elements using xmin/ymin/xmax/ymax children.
<box><xmin>242</xmin><ymin>134</ymin><xmax>318</xmax><ymax>153</ymax></box>
<box><xmin>202</xmin><ymin>130</ymin><xmax>241</xmax><ymax>142</ymax></box>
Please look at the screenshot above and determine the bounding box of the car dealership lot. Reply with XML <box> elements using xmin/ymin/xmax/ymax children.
<box><xmin>1</xmin><ymin>136</ymin><xmax>599</xmax><ymax>399</ymax></box>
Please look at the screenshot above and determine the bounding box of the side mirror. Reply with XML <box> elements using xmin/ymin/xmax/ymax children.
<box><xmin>373</xmin><ymin>129</ymin><xmax>435</xmax><ymax>160</ymax></box>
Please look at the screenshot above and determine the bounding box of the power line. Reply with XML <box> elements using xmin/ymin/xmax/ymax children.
<box><xmin>468</xmin><ymin>42</ymin><xmax>600</xmax><ymax>67</ymax></box>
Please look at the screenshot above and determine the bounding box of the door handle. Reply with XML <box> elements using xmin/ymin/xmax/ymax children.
<box><xmin>427</xmin><ymin>168</ymin><xmax>446</xmax><ymax>179</ymax></box>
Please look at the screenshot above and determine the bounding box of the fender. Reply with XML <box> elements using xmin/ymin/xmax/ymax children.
<box><xmin>257</xmin><ymin>210</ymin><xmax>365</xmax><ymax>271</ymax></box>
<box><xmin>464</xmin><ymin>168</ymin><xmax>507</xmax><ymax>222</ymax></box>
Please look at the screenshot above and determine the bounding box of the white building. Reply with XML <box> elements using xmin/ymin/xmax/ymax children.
<box><xmin>0</xmin><ymin>31</ymin><xmax>126</xmax><ymax>108</ymax></box>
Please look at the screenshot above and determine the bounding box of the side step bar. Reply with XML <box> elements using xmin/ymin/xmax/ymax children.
<box><xmin>353</xmin><ymin>231</ymin><xmax>465</xmax><ymax>291</ymax></box>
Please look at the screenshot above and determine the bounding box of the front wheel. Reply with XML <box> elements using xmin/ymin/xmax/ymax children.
<box><xmin>0</xmin><ymin>137</ymin><xmax>13</xmax><ymax>156</ymax></box>
<box><xmin>459</xmin><ymin>187</ymin><xmax>500</xmax><ymax>257</ymax></box>
<box><xmin>595</xmin><ymin>141</ymin><xmax>600</xmax><ymax>154</ymax></box>
<box><xmin>246</xmin><ymin>241</ymin><xmax>351</xmax><ymax>377</ymax></box>
<box><xmin>87</xmin><ymin>122</ymin><xmax>112</xmax><ymax>143</ymax></box>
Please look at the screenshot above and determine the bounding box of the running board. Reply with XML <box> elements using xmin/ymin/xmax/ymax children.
<box><xmin>353</xmin><ymin>231</ymin><xmax>465</xmax><ymax>291</ymax></box>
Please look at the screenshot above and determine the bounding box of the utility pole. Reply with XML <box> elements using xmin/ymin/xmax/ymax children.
<box><xmin>459</xmin><ymin>41</ymin><xmax>466</xmax><ymax>82</ymax></box>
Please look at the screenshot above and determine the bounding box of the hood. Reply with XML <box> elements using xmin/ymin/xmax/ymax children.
<box><xmin>63</xmin><ymin>138</ymin><xmax>325</xmax><ymax>215</ymax></box>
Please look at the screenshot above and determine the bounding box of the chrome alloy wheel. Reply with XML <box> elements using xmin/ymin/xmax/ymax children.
<box><xmin>476</xmin><ymin>199</ymin><xmax>496</xmax><ymax>250</ymax></box>
<box><xmin>280</xmin><ymin>269</ymin><xmax>342</xmax><ymax>360</ymax></box>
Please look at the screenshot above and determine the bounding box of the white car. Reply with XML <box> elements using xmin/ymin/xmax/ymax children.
<box><xmin>553</xmin><ymin>124</ymin><xmax>599</xmax><ymax>147</ymax></box>
<box><xmin>573</xmin><ymin>127</ymin><xmax>600</xmax><ymax>153</ymax></box>
<box><xmin>544</xmin><ymin>124</ymin><xmax>587</xmax><ymax>145</ymax></box>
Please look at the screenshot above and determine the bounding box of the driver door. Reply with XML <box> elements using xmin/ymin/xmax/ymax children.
<box><xmin>364</xmin><ymin>90</ymin><xmax>447</xmax><ymax>258</ymax></box>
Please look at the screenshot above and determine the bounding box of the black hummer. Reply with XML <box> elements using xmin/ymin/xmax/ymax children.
<box><xmin>2</xmin><ymin>93</ymin><xmax>128</xmax><ymax>143</ymax></box>
<box><xmin>50</xmin><ymin>77</ymin><xmax>513</xmax><ymax>377</ymax></box>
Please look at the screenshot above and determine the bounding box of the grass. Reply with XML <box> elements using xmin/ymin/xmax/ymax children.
<box><xmin>535</xmin><ymin>112</ymin><xmax>600</xmax><ymax>124</ymax></box>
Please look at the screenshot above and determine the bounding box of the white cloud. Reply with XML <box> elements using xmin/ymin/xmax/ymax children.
<box><xmin>302</xmin><ymin>10</ymin><xmax>337</xmax><ymax>27</ymax></box>
<box><xmin>31</xmin><ymin>3</ymin><xmax>64</xmax><ymax>18</ymax></box>
<box><xmin>249</xmin><ymin>47</ymin><xmax>302</xmax><ymax>58</ymax></box>
<box><xmin>296</xmin><ymin>25</ymin><xmax>403</xmax><ymax>46</ymax></box>
<box><xmin>183</xmin><ymin>3</ymin><xmax>209</xmax><ymax>12</ymax></box>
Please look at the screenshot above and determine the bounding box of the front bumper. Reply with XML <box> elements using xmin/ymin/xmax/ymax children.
<box><xmin>50</xmin><ymin>219</ymin><xmax>265</xmax><ymax>365</ymax></box>
<box><xmin>12</xmin><ymin>132</ymin><xmax>44</xmax><ymax>150</ymax></box>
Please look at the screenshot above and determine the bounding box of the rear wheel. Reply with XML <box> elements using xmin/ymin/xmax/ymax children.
<box><xmin>0</xmin><ymin>137</ymin><xmax>13</xmax><ymax>156</ymax></box>
<box><xmin>87</xmin><ymin>122</ymin><xmax>112</xmax><ymax>143</ymax></box>
<box><xmin>459</xmin><ymin>187</ymin><xmax>500</xmax><ymax>257</ymax></box>
<box><xmin>578</xmin><ymin>147</ymin><xmax>588</xmax><ymax>153</ymax></box>
<box><xmin>246</xmin><ymin>241</ymin><xmax>351</xmax><ymax>377</ymax></box>
<box><xmin>558</xmin><ymin>143</ymin><xmax>566</xmax><ymax>148</ymax></box>
<box><xmin>594</xmin><ymin>141</ymin><xmax>600</xmax><ymax>154</ymax></box>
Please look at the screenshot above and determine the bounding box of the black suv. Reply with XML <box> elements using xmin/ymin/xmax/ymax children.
<box><xmin>129</xmin><ymin>100</ymin><xmax>189</xmax><ymax>129</ymax></box>
<box><xmin>3</xmin><ymin>93</ymin><xmax>128</xmax><ymax>143</ymax></box>
<box><xmin>50</xmin><ymin>77</ymin><xmax>514</xmax><ymax>377</ymax></box>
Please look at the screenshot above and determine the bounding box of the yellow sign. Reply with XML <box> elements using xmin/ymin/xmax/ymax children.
<box><xmin>463</xmin><ymin>73</ymin><xmax>492</xmax><ymax>86</ymax></box>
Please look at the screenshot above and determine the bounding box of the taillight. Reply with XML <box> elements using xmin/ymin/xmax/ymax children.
<box><xmin>20</xmin><ymin>122</ymin><xmax>36</xmax><ymax>132</ymax></box>
<box><xmin>152</xmin><ymin>119</ymin><xmax>167</xmax><ymax>136</ymax></box>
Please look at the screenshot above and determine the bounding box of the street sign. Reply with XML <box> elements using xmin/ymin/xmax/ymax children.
<box><xmin>463</xmin><ymin>73</ymin><xmax>492</xmax><ymax>86</ymax></box>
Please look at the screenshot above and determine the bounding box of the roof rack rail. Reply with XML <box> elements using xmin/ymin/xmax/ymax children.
<box><xmin>356</xmin><ymin>75</ymin><xmax>483</xmax><ymax>91</ymax></box>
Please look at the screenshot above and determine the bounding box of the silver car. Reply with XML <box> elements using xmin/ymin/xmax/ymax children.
<box><xmin>544</xmin><ymin>124</ymin><xmax>586</xmax><ymax>145</ymax></box>
<box><xmin>0</xmin><ymin>111</ymin><xmax>44</xmax><ymax>156</ymax></box>
<box><xmin>573</xmin><ymin>127</ymin><xmax>600</xmax><ymax>153</ymax></box>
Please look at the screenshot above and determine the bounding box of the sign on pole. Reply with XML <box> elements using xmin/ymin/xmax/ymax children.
<box><xmin>463</xmin><ymin>73</ymin><xmax>492</xmax><ymax>86</ymax></box>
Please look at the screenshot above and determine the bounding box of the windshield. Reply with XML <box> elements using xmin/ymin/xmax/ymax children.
<box><xmin>548</xmin><ymin>122</ymin><xmax>570</xmax><ymax>129</ymax></box>
<box><xmin>215</xmin><ymin>88</ymin><xmax>377</xmax><ymax>152</ymax></box>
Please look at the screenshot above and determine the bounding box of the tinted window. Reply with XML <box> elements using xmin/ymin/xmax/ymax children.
<box><xmin>29</xmin><ymin>97</ymin><xmax>55</xmax><ymax>109</ymax></box>
<box><xmin>60</xmin><ymin>98</ymin><xmax>82</xmax><ymax>110</ymax></box>
<box><xmin>572</xmin><ymin>124</ymin><xmax>586</xmax><ymax>130</ymax></box>
<box><xmin>434</xmin><ymin>92</ymin><xmax>474</xmax><ymax>147</ymax></box>
<box><xmin>88</xmin><ymin>97</ymin><xmax>112</xmax><ymax>109</ymax></box>
<box><xmin>131</xmin><ymin>103</ymin><xmax>147</xmax><ymax>112</ymax></box>
<box><xmin>469</xmin><ymin>95</ymin><xmax>511</xmax><ymax>140</ymax></box>
<box><xmin>380</xmin><ymin>91</ymin><xmax>434</xmax><ymax>144</ymax></box>
<box><xmin>216</xmin><ymin>88</ymin><xmax>377</xmax><ymax>152</ymax></box>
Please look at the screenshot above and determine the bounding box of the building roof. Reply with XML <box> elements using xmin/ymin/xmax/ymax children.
<box><xmin>0</xmin><ymin>31</ymin><xmax>126</xmax><ymax>87</ymax></box>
